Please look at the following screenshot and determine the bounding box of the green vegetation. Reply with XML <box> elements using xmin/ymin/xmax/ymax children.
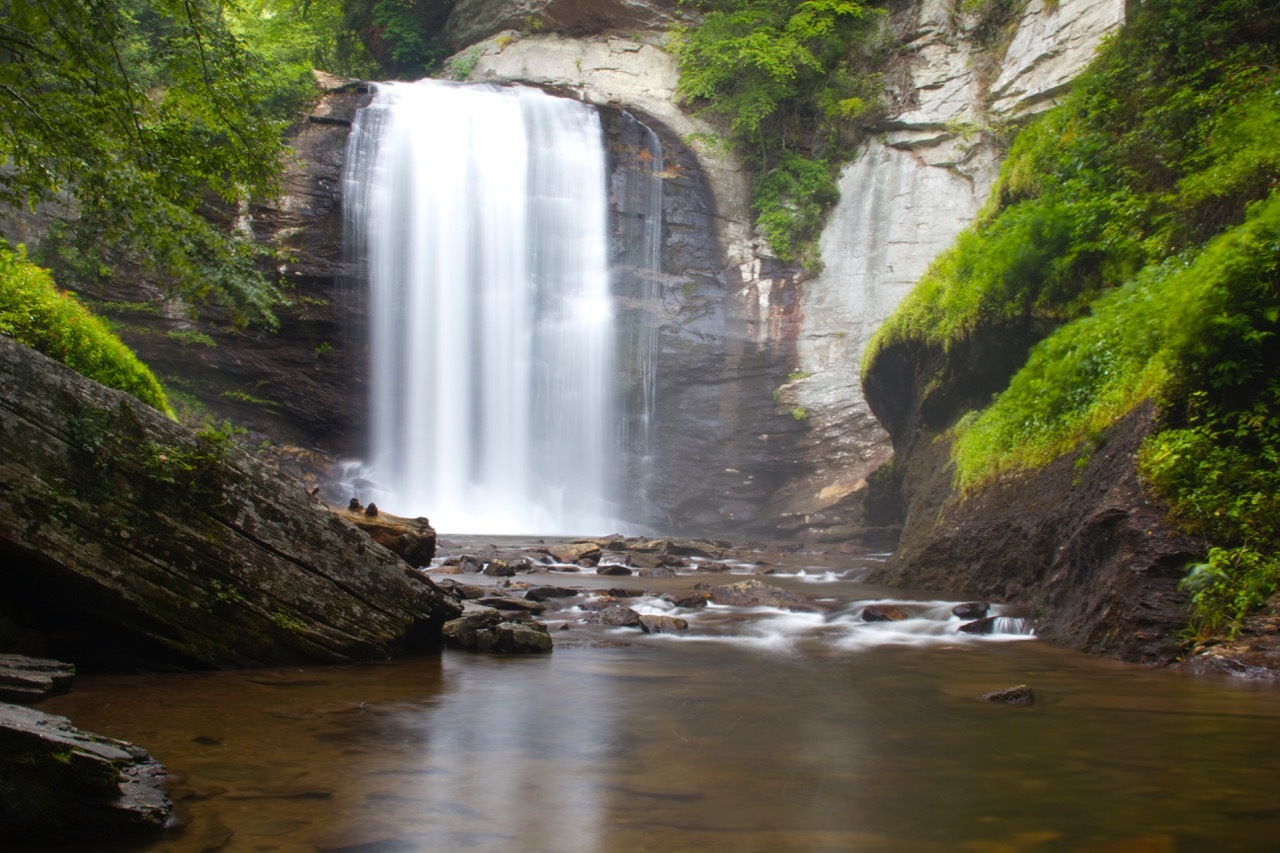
<box><xmin>864</xmin><ymin>0</ymin><xmax>1280</xmax><ymax>640</ymax></box>
<box><xmin>671</xmin><ymin>0</ymin><xmax>886</xmax><ymax>264</ymax></box>
<box><xmin>167</xmin><ymin>330</ymin><xmax>218</xmax><ymax>348</ymax></box>
<box><xmin>0</xmin><ymin>0</ymin><xmax>297</xmax><ymax>325</ymax></box>
<box><xmin>0</xmin><ymin>247</ymin><xmax>174</xmax><ymax>416</ymax></box>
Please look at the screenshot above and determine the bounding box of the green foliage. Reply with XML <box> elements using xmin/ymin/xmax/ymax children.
<box><xmin>671</xmin><ymin>0</ymin><xmax>885</xmax><ymax>263</ymax></box>
<box><xmin>0</xmin><ymin>246</ymin><xmax>174</xmax><ymax>416</ymax></box>
<box><xmin>167</xmin><ymin>329</ymin><xmax>218</xmax><ymax>348</ymax></box>
<box><xmin>342</xmin><ymin>0</ymin><xmax>454</xmax><ymax>77</ymax></box>
<box><xmin>864</xmin><ymin>0</ymin><xmax>1280</xmax><ymax>637</ymax></box>
<box><xmin>0</xmin><ymin>0</ymin><xmax>292</xmax><ymax>326</ymax></box>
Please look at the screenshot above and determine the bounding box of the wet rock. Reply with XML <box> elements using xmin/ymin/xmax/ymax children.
<box><xmin>694</xmin><ymin>561</ymin><xmax>732</xmax><ymax>573</ymax></box>
<box><xmin>579</xmin><ymin>597</ymin><xmax>622</xmax><ymax>611</ymax></box>
<box><xmin>585</xmin><ymin>605</ymin><xmax>642</xmax><ymax>627</ymax></box>
<box><xmin>952</xmin><ymin>601</ymin><xmax>990</xmax><ymax>620</ymax></box>
<box><xmin>441</xmin><ymin>611</ymin><xmax>552</xmax><ymax>653</ymax></box>
<box><xmin>473</xmin><ymin>597</ymin><xmax>547</xmax><ymax>614</ymax></box>
<box><xmin>639</xmin><ymin>566</ymin><xmax>678</xmax><ymax>579</ymax></box>
<box><xmin>524</xmin><ymin>586</ymin><xmax>580</xmax><ymax>602</ymax></box>
<box><xmin>664</xmin><ymin>540</ymin><xmax>724</xmax><ymax>559</ymax></box>
<box><xmin>548</xmin><ymin>543</ymin><xmax>602</xmax><ymax>566</ymax></box>
<box><xmin>432</xmin><ymin>579</ymin><xmax>490</xmax><ymax>600</ymax></box>
<box><xmin>597</xmin><ymin>564</ymin><xmax>634</xmax><ymax>576</ymax></box>
<box><xmin>605</xmin><ymin>588</ymin><xmax>644</xmax><ymax>598</ymax></box>
<box><xmin>0</xmin><ymin>655</ymin><xmax>75</xmax><ymax>704</ymax></box>
<box><xmin>482</xmin><ymin>559</ymin><xmax>524</xmax><ymax>577</ymax></box>
<box><xmin>958</xmin><ymin>617</ymin><xmax>998</xmax><ymax>634</ymax></box>
<box><xmin>860</xmin><ymin>604</ymin><xmax>910</xmax><ymax>622</ymax></box>
<box><xmin>0</xmin><ymin>702</ymin><xmax>177</xmax><ymax>843</ymax></box>
<box><xmin>710</xmin><ymin>579</ymin><xmax>820</xmax><ymax>612</ymax></box>
<box><xmin>639</xmin><ymin>615</ymin><xmax>689</xmax><ymax>634</ymax></box>
<box><xmin>441</xmin><ymin>555</ymin><xmax>486</xmax><ymax>574</ymax></box>
<box><xmin>977</xmin><ymin>685</ymin><xmax>1035</xmax><ymax>705</ymax></box>
<box><xmin>663</xmin><ymin>592</ymin><xmax>709</xmax><ymax>609</ymax></box>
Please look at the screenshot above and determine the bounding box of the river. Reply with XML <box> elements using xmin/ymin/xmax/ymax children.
<box><xmin>28</xmin><ymin>541</ymin><xmax>1280</xmax><ymax>852</ymax></box>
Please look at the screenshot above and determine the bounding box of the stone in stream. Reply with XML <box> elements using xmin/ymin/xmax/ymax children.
<box><xmin>584</xmin><ymin>605</ymin><xmax>642</xmax><ymax>628</ymax></box>
<box><xmin>596</xmin><ymin>564</ymin><xmax>634</xmax><ymax>576</ymax></box>
<box><xmin>0</xmin><ymin>655</ymin><xmax>75</xmax><ymax>704</ymax></box>
<box><xmin>958</xmin><ymin>617</ymin><xmax>999</xmax><ymax>634</ymax></box>
<box><xmin>639</xmin><ymin>615</ymin><xmax>689</xmax><ymax>634</ymax></box>
<box><xmin>977</xmin><ymin>685</ymin><xmax>1035</xmax><ymax>705</ymax></box>
<box><xmin>639</xmin><ymin>565</ymin><xmax>678</xmax><ymax>578</ymax></box>
<box><xmin>0</xmin><ymin>702</ymin><xmax>177</xmax><ymax>843</ymax></box>
<box><xmin>440</xmin><ymin>554</ymin><xmax>486</xmax><ymax>574</ymax></box>
<box><xmin>663</xmin><ymin>592</ymin><xmax>709</xmax><ymax>609</ymax></box>
<box><xmin>952</xmin><ymin>601</ymin><xmax>990</xmax><ymax>620</ymax></box>
<box><xmin>441</xmin><ymin>610</ymin><xmax>552</xmax><ymax>653</ymax></box>
<box><xmin>547</xmin><ymin>542</ymin><xmax>602</xmax><ymax>565</ymax></box>
<box><xmin>710</xmin><ymin>579</ymin><xmax>821</xmax><ymax>612</ymax></box>
<box><xmin>432</xmin><ymin>579</ymin><xmax>490</xmax><ymax>600</ymax></box>
<box><xmin>473</xmin><ymin>596</ymin><xmax>547</xmax><ymax>614</ymax></box>
<box><xmin>860</xmin><ymin>604</ymin><xmax>910</xmax><ymax>622</ymax></box>
<box><xmin>524</xmin><ymin>586</ymin><xmax>580</xmax><ymax>602</ymax></box>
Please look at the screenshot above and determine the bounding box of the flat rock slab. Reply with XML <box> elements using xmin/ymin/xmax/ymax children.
<box><xmin>709</xmin><ymin>579</ymin><xmax>822</xmax><ymax>612</ymax></box>
<box><xmin>0</xmin><ymin>701</ymin><xmax>176</xmax><ymax>843</ymax></box>
<box><xmin>0</xmin><ymin>654</ymin><xmax>75</xmax><ymax>704</ymax></box>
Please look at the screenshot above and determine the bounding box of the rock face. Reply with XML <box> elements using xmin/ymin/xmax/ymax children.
<box><xmin>0</xmin><ymin>656</ymin><xmax>75</xmax><ymax>704</ymax></box>
<box><xmin>0</xmin><ymin>702</ymin><xmax>176</xmax><ymax>843</ymax></box>
<box><xmin>0</xmin><ymin>335</ymin><xmax>461</xmax><ymax>669</ymax></box>
<box><xmin>443</xmin><ymin>0</ymin><xmax>684</xmax><ymax>51</ymax></box>
<box><xmin>778</xmin><ymin>0</ymin><xmax>1126</xmax><ymax>538</ymax></box>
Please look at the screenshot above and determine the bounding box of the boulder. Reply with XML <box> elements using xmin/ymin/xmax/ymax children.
<box><xmin>596</xmin><ymin>564</ymin><xmax>634</xmax><ymax>576</ymax></box>
<box><xmin>441</xmin><ymin>610</ymin><xmax>553</xmax><ymax>653</ymax></box>
<box><xmin>639</xmin><ymin>614</ymin><xmax>688</xmax><ymax>634</ymax></box>
<box><xmin>709</xmin><ymin>579</ymin><xmax>820</xmax><ymax>612</ymax></box>
<box><xmin>0</xmin><ymin>702</ymin><xmax>176</xmax><ymax>843</ymax></box>
<box><xmin>332</xmin><ymin>507</ymin><xmax>437</xmax><ymax>567</ymax></box>
<box><xmin>585</xmin><ymin>605</ymin><xmax>642</xmax><ymax>627</ymax></box>
<box><xmin>0</xmin><ymin>337</ymin><xmax>461</xmax><ymax>669</ymax></box>
<box><xmin>547</xmin><ymin>542</ymin><xmax>602</xmax><ymax>565</ymax></box>
<box><xmin>473</xmin><ymin>596</ymin><xmax>548</xmax><ymax>614</ymax></box>
<box><xmin>861</xmin><ymin>604</ymin><xmax>910</xmax><ymax>622</ymax></box>
<box><xmin>0</xmin><ymin>655</ymin><xmax>75</xmax><ymax>704</ymax></box>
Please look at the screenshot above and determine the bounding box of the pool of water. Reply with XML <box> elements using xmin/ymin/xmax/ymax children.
<box><xmin>26</xmin><ymin>544</ymin><xmax>1280</xmax><ymax>852</ymax></box>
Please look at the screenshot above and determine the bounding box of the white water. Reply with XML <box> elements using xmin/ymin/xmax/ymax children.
<box><xmin>344</xmin><ymin>80</ymin><xmax>617</xmax><ymax>534</ymax></box>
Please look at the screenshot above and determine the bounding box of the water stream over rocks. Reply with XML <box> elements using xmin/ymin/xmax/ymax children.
<box><xmin>26</xmin><ymin>540</ymin><xmax>1280</xmax><ymax>852</ymax></box>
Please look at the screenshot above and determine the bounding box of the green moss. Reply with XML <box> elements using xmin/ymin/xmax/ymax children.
<box><xmin>0</xmin><ymin>245</ymin><xmax>175</xmax><ymax>417</ymax></box>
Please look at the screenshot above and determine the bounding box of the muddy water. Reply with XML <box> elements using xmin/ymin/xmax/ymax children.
<box><xmin>29</xmin><ymin>544</ymin><xmax>1280</xmax><ymax>852</ymax></box>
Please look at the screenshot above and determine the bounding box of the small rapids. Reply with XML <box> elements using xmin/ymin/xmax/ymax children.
<box><xmin>427</xmin><ymin>539</ymin><xmax>1035</xmax><ymax>654</ymax></box>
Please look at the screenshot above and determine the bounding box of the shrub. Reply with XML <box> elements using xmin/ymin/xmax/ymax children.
<box><xmin>0</xmin><ymin>246</ymin><xmax>175</xmax><ymax>417</ymax></box>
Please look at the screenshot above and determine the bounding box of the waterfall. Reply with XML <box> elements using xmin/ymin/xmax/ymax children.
<box><xmin>343</xmin><ymin>80</ymin><xmax>619</xmax><ymax>535</ymax></box>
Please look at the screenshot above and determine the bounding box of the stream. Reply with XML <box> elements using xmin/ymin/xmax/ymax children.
<box><xmin>27</xmin><ymin>541</ymin><xmax>1280</xmax><ymax>852</ymax></box>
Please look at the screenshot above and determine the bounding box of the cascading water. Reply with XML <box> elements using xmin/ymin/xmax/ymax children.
<box><xmin>343</xmin><ymin>80</ymin><xmax>621</xmax><ymax>534</ymax></box>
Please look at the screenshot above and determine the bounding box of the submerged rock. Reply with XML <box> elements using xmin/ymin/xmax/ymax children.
<box><xmin>976</xmin><ymin>685</ymin><xmax>1035</xmax><ymax>706</ymax></box>
<box><xmin>958</xmin><ymin>616</ymin><xmax>999</xmax><ymax>634</ymax></box>
<box><xmin>0</xmin><ymin>702</ymin><xmax>177</xmax><ymax>843</ymax></box>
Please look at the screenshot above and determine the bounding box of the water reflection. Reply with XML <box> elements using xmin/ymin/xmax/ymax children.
<box><xmin>24</xmin><ymin>563</ymin><xmax>1280</xmax><ymax>852</ymax></box>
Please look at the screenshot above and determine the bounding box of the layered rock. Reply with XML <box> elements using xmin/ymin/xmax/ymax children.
<box><xmin>0</xmin><ymin>335</ymin><xmax>460</xmax><ymax>670</ymax></box>
<box><xmin>0</xmin><ymin>702</ymin><xmax>176</xmax><ymax>843</ymax></box>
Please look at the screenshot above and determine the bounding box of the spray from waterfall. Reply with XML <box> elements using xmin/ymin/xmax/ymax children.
<box><xmin>343</xmin><ymin>79</ymin><xmax>621</xmax><ymax>534</ymax></box>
